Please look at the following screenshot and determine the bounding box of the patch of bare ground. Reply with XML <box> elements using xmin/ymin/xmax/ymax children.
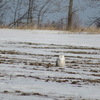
<box><xmin>51</xmin><ymin>50</ymin><xmax>100</xmax><ymax>55</ymax></box>
<box><xmin>0</xmin><ymin>50</ymin><xmax>28</xmax><ymax>55</ymax></box>
<box><xmin>2</xmin><ymin>90</ymin><xmax>48</xmax><ymax>97</ymax></box>
<box><xmin>20</xmin><ymin>92</ymin><xmax>48</xmax><ymax>97</ymax></box>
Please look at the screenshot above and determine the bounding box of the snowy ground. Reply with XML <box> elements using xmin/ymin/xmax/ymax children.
<box><xmin>0</xmin><ymin>29</ymin><xmax>100</xmax><ymax>100</ymax></box>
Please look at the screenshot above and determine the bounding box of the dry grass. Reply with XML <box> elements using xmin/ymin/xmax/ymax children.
<box><xmin>0</xmin><ymin>26</ymin><xmax>10</xmax><ymax>29</ymax></box>
<box><xmin>70</xmin><ymin>26</ymin><xmax>100</xmax><ymax>34</ymax></box>
<box><xmin>1</xmin><ymin>25</ymin><xmax>100</xmax><ymax>34</ymax></box>
<box><xmin>16</xmin><ymin>25</ymin><xmax>60</xmax><ymax>30</ymax></box>
<box><xmin>14</xmin><ymin>25</ymin><xmax>38</xmax><ymax>29</ymax></box>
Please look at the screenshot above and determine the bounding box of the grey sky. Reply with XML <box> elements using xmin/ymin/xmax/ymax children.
<box><xmin>74</xmin><ymin>0</ymin><xmax>98</xmax><ymax>26</ymax></box>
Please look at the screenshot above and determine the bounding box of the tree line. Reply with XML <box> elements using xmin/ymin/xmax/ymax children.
<box><xmin>0</xmin><ymin>0</ymin><xmax>100</xmax><ymax>30</ymax></box>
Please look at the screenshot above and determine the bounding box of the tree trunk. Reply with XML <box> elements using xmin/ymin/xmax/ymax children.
<box><xmin>27</xmin><ymin>0</ymin><xmax>33</xmax><ymax>27</ymax></box>
<box><xmin>67</xmin><ymin>0</ymin><xmax>73</xmax><ymax>30</ymax></box>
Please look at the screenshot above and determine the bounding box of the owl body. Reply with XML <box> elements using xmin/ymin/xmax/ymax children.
<box><xmin>56</xmin><ymin>55</ymin><xmax>65</xmax><ymax>67</ymax></box>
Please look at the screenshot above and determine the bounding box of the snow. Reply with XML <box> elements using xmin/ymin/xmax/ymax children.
<box><xmin>0</xmin><ymin>29</ymin><xmax>100</xmax><ymax>100</ymax></box>
<box><xmin>0</xmin><ymin>29</ymin><xmax>100</xmax><ymax>47</ymax></box>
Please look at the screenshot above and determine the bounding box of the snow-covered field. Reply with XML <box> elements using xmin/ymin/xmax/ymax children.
<box><xmin>0</xmin><ymin>29</ymin><xmax>100</xmax><ymax>100</ymax></box>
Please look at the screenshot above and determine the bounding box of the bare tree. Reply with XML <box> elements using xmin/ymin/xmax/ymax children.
<box><xmin>8</xmin><ymin>0</ymin><xmax>38</xmax><ymax>27</ymax></box>
<box><xmin>27</xmin><ymin>0</ymin><xmax>34</xmax><ymax>26</ymax></box>
<box><xmin>1</xmin><ymin>0</ymin><xmax>83</xmax><ymax>29</ymax></box>
<box><xmin>12</xmin><ymin>0</ymin><xmax>23</xmax><ymax>27</ymax></box>
<box><xmin>0</xmin><ymin>0</ymin><xmax>9</xmax><ymax>26</ymax></box>
<box><xmin>37</xmin><ymin>0</ymin><xmax>52</xmax><ymax>28</ymax></box>
<box><xmin>67</xmin><ymin>0</ymin><xmax>73</xmax><ymax>30</ymax></box>
<box><xmin>84</xmin><ymin>0</ymin><xmax>100</xmax><ymax>27</ymax></box>
<box><xmin>8</xmin><ymin>0</ymin><xmax>27</xmax><ymax>27</ymax></box>
<box><xmin>51</xmin><ymin>0</ymin><xmax>83</xmax><ymax>30</ymax></box>
<box><xmin>72</xmin><ymin>12</ymin><xmax>81</xmax><ymax>29</ymax></box>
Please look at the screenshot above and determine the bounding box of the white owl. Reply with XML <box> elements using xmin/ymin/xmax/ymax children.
<box><xmin>56</xmin><ymin>55</ymin><xmax>65</xmax><ymax>67</ymax></box>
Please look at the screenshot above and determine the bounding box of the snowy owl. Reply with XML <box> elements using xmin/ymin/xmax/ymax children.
<box><xmin>56</xmin><ymin>55</ymin><xmax>65</xmax><ymax>67</ymax></box>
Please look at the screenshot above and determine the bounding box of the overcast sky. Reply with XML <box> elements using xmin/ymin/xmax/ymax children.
<box><xmin>74</xmin><ymin>0</ymin><xmax>98</xmax><ymax>26</ymax></box>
